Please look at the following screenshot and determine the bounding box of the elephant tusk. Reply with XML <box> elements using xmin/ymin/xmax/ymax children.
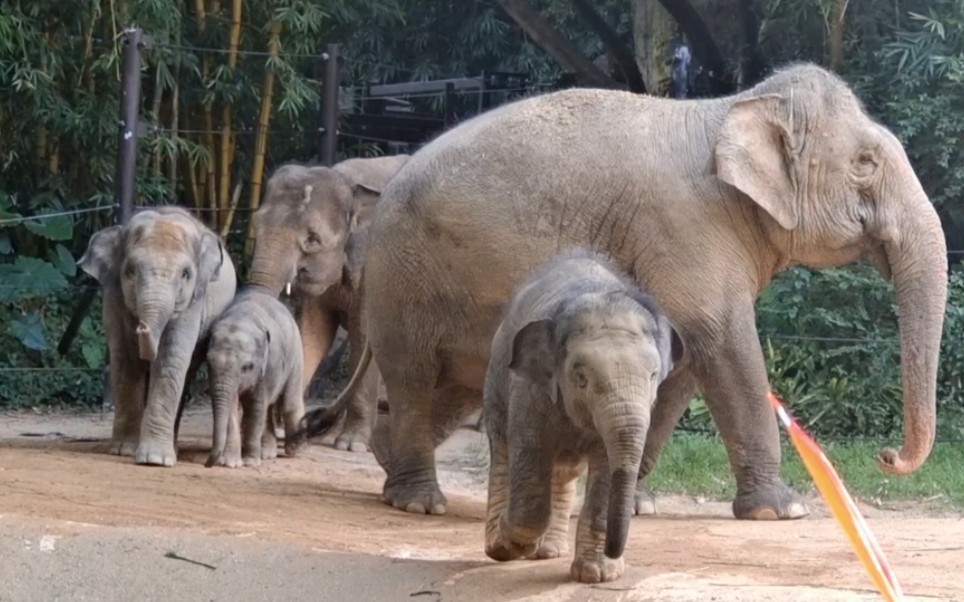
<box><xmin>285</xmin><ymin>282</ymin><xmax>292</xmax><ymax>296</ymax></box>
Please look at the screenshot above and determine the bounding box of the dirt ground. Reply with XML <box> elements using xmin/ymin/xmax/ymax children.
<box><xmin>1</xmin><ymin>405</ymin><xmax>962</xmax><ymax>602</ymax></box>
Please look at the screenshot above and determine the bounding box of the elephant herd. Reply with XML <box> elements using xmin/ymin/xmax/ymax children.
<box><xmin>76</xmin><ymin>63</ymin><xmax>948</xmax><ymax>584</ymax></box>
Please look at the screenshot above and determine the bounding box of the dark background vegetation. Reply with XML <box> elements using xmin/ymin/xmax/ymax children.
<box><xmin>2</xmin><ymin>0</ymin><xmax>963</xmax><ymax>444</ymax></box>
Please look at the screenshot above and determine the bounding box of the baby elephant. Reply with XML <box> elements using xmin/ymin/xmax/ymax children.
<box><xmin>205</xmin><ymin>286</ymin><xmax>306</xmax><ymax>468</ymax></box>
<box><xmin>483</xmin><ymin>250</ymin><xmax>682</xmax><ymax>584</ymax></box>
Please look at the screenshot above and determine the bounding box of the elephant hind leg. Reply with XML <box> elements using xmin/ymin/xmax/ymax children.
<box><xmin>530</xmin><ymin>458</ymin><xmax>585</xmax><ymax>560</ymax></box>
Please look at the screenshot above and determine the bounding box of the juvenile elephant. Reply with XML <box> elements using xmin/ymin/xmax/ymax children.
<box><xmin>78</xmin><ymin>206</ymin><xmax>237</xmax><ymax>466</ymax></box>
<box><xmin>484</xmin><ymin>250</ymin><xmax>680</xmax><ymax>584</ymax></box>
<box><xmin>248</xmin><ymin>155</ymin><xmax>409</xmax><ymax>453</ymax></box>
<box><xmin>317</xmin><ymin>63</ymin><xmax>948</xmax><ymax>518</ymax></box>
<box><xmin>205</xmin><ymin>286</ymin><xmax>306</xmax><ymax>468</ymax></box>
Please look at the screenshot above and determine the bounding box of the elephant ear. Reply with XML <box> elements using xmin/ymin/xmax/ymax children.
<box><xmin>712</xmin><ymin>93</ymin><xmax>801</xmax><ymax>231</ymax></box>
<box><xmin>509</xmin><ymin>318</ymin><xmax>559</xmax><ymax>405</ymax></box>
<box><xmin>343</xmin><ymin>183</ymin><xmax>383</xmax><ymax>289</ymax></box>
<box><xmin>654</xmin><ymin>314</ymin><xmax>685</xmax><ymax>383</ymax></box>
<box><xmin>78</xmin><ymin>225</ymin><xmax>124</xmax><ymax>286</ymax></box>
<box><xmin>194</xmin><ymin>230</ymin><xmax>225</xmax><ymax>302</ymax></box>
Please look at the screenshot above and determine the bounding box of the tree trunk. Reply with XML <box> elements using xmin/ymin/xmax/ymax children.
<box><xmin>633</xmin><ymin>0</ymin><xmax>675</xmax><ymax>95</ymax></box>
<box><xmin>828</xmin><ymin>0</ymin><xmax>848</xmax><ymax>72</ymax></box>
<box><xmin>495</xmin><ymin>0</ymin><xmax>619</xmax><ymax>88</ymax></box>
<box><xmin>245</xmin><ymin>20</ymin><xmax>283</xmax><ymax>261</ymax></box>
<box><xmin>218</xmin><ymin>0</ymin><xmax>243</xmax><ymax>230</ymax></box>
<box><xmin>571</xmin><ymin>0</ymin><xmax>646</xmax><ymax>93</ymax></box>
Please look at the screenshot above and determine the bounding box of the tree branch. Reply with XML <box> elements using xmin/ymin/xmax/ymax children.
<box><xmin>654</xmin><ymin>0</ymin><xmax>732</xmax><ymax>92</ymax></box>
<box><xmin>828</xmin><ymin>0</ymin><xmax>848</xmax><ymax>72</ymax></box>
<box><xmin>738</xmin><ymin>0</ymin><xmax>767</xmax><ymax>86</ymax></box>
<box><xmin>571</xmin><ymin>0</ymin><xmax>646</xmax><ymax>93</ymax></box>
<box><xmin>496</xmin><ymin>0</ymin><xmax>619</xmax><ymax>88</ymax></box>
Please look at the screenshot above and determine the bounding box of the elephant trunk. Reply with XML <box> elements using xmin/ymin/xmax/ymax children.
<box><xmin>594</xmin><ymin>398</ymin><xmax>649</xmax><ymax>559</ymax></box>
<box><xmin>135</xmin><ymin>287</ymin><xmax>175</xmax><ymax>362</ymax></box>
<box><xmin>878</xmin><ymin>190</ymin><xmax>948</xmax><ymax>475</ymax></box>
<box><xmin>247</xmin><ymin>236</ymin><xmax>293</xmax><ymax>295</ymax></box>
<box><xmin>206</xmin><ymin>380</ymin><xmax>238</xmax><ymax>467</ymax></box>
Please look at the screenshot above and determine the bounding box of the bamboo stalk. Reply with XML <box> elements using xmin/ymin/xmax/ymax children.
<box><xmin>245</xmin><ymin>20</ymin><xmax>283</xmax><ymax>260</ymax></box>
<box><xmin>168</xmin><ymin>22</ymin><xmax>182</xmax><ymax>201</ymax></box>
<box><xmin>217</xmin><ymin>0</ymin><xmax>242</xmax><ymax>230</ymax></box>
<box><xmin>151</xmin><ymin>67</ymin><xmax>164</xmax><ymax>176</ymax></box>
<box><xmin>219</xmin><ymin>181</ymin><xmax>242</xmax><ymax>239</ymax></box>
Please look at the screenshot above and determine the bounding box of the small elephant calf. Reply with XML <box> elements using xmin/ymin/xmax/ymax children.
<box><xmin>483</xmin><ymin>250</ymin><xmax>682</xmax><ymax>584</ymax></box>
<box><xmin>205</xmin><ymin>286</ymin><xmax>306</xmax><ymax>468</ymax></box>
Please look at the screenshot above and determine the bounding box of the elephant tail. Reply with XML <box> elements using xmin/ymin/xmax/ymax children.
<box><xmin>297</xmin><ymin>341</ymin><xmax>373</xmax><ymax>440</ymax></box>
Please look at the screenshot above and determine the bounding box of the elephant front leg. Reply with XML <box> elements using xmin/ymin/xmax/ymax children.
<box><xmin>240</xmin><ymin>393</ymin><xmax>270</xmax><ymax>467</ymax></box>
<box><xmin>530</xmin><ymin>459</ymin><xmax>583</xmax><ymax>560</ymax></box>
<box><xmin>209</xmin><ymin>394</ymin><xmax>243</xmax><ymax>468</ymax></box>
<box><xmin>104</xmin><ymin>296</ymin><xmax>145</xmax><ymax>456</ymax></box>
<box><xmin>571</xmin><ymin>455</ymin><xmax>623</xmax><ymax>584</ymax></box>
<box><xmin>134</xmin><ymin>315</ymin><xmax>200</xmax><ymax>466</ymax></box>
<box><xmin>697</xmin><ymin>315</ymin><xmax>808</xmax><ymax>521</ymax></box>
<box><xmin>484</xmin><ymin>436</ymin><xmax>521</xmax><ymax>561</ymax></box>
<box><xmin>635</xmin><ymin>366</ymin><xmax>699</xmax><ymax>515</ymax></box>
<box><xmin>280</xmin><ymin>368</ymin><xmax>307</xmax><ymax>457</ymax></box>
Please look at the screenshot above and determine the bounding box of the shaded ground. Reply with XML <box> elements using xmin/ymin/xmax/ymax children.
<box><xmin>0</xmin><ymin>406</ymin><xmax>962</xmax><ymax>601</ymax></box>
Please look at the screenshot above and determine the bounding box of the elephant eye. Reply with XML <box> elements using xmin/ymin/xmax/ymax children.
<box><xmin>123</xmin><ymin>263</ymin><xmax>136</xmax><ymax>278</ymax></box>
<box><xmin>306</xmin><ymin>232</ymin><xmax>322</xmax><ymax>246</ymax></box>
<box><xmin>181</xmin><ymin>267</ymin><xmax>192</xmax><ymax>280</ymax></box>
<box><xmin>573</xmin><ymin>371</ymin><xmax>588</xmax><ymax>389</ymax></box>
<box><xmin>242</xmin><ymin>362</ymin><xmax>254</xmax><ymax>372</ymax></box>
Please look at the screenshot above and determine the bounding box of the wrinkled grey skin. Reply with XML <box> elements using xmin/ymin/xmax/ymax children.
<box><xmin>248</xmin><ymin>155</ymin><xmax>409</xmax><ymax>453</ymax></box>
<box><xmin>337</xmin><ymin>63</ymin><xmax>948</xmax><ymax>518</ymax></box>
<box><xmin>205</xmin><ymin>286</ymin><xmax>306</xmax><ymax>468</ymax></box>
<box><xmin>483</xmin><ymin>251</ymin><xmax>680</xmax><ymax>584</ymax></box>
<box><xmin>78</xmin><ymin>207</ymin><xmax>237</xmax><ymax>466</ymax></box>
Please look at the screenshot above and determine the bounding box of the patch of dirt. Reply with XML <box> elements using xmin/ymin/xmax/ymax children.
<box><xmin>1</xmin><ymin>406</ymin><xmax>962</xmax><ymax>601</ymax></box>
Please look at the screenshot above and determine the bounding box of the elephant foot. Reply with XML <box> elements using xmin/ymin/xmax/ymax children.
<box><xmin>284</xmin><ymin>436</ymin><xmax>307</xmax><ymax>457</ymax></box>
<box><xmin>243</xmin><ymin>455</ymin><xmax>262</xmax><ymax>468</ymax></box>
<box><xmin>334</xmin><ymin>430</ymin><xmax>371</xmax><ymax>453</ymax></box>
<box><xmin>206</xmin><ymin>452</ymin><xmax>243</xmax><ymax>468</ymax></box>
<box><xmin>733</xmin><ymin>481</ymin><xmax>810</xmax><ymax>520</ymax></box>
<box><xmin>485</xmin><ymin>530</ymin><xmax>537</xmax><ymax>562</ymax></box>
<box><xmin>633</xmin><ymin>481</ymin><xmax>657</xmax><ymax>516</ymax></box>
<box><xmin>570</xmin><ymin>555</ymin><xmax>625</xmax><ymax>584</ymax></box>
<box><xmin>134</xmin><ymin>441</ymin><xmax>177</xmax><ymax>467</ymax></box>
<box><xmin>528</xmin><ymin>533</ymin><xmax>568</xmax><ymax>560</ymax></box>
<box><xmin>260</xmin><ymin>443</ymin><xmax>278</xmax><ymax>461</ymax></box>
<box><xmin>383</xmin><ymin>478</ymin><xmax>448</xmax><ymax>515</ymax></box>
<box><xmin>108</xmin><ymin>439</ymin><xmax>137</xmax><ymax>457</ymax></box>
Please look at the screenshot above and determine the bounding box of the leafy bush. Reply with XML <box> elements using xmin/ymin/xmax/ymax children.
<box><xmin>681</xmin><ymin>265</ymin><xmax>964</xmax><ymax>441</ymax></box>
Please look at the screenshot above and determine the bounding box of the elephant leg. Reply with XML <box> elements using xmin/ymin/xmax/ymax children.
<box><xmin>571</xmin><ymin>453</ymin><xmax>623</xmax><ymax>584</ymax></box>
<box><xmin>382</xmin><ymin>385</ymin><xmax>480</xmax><ymax>515</ymax></box>
<box><xmin>531</xmin><ymin>458</ymin><xmax>584</xmax><ymax>560</ymax></box>
<box><xmin>498</xmin><ymin>443</ymin><xmax>553</xmax><ymax>558</ymax></box>
<box><xmin>634</xmin><ymin>366</ymin><xmax>699</xmax><ymax>515</ymax></box>
<box><xmin>173</xmin><ymin>343</ymin><xmax>207</xmax><ymax>445</ymax></box>
<box><xmin>104</xmin><ymin>295</ymin><xmax>146</xmax><ymax>456</ymax></box>
<box><xmin>484</xmin><ymin>436</ymin><xmax>516</xmax><ymax>561</ymax></box>
<box><xmin>135</xmin><ymin>314</ymin><xmax>201</xmax><ymax>466</ymax></box>
<box><xmin>333</xmin><ymin>323</ymin><xmax>378</xmax><ymax>453</ymax></box>
<box><xmin>260</xmin><ymin>402</ymin><xmax>279</xmax><ymax>461</ymax></box>
<box><xmin>281</xmin><ymin>366</ymin><xmax>307</xmax><ymax>457</ymax></box>
<box><xmin>696</xmin><ymin>315</ymin><xmax>808</xmax><ymax>521</ymax></box>
<box><xmin>240</xmin><ymin>393</ymin><xmax>269</xmax><ymax>467</ymax></box>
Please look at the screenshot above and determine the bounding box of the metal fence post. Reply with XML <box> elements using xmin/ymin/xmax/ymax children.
<box><xmin>319</xmin><ymin>43</ymin><xmax>340</xmax><ymax>166</ymax></box>
<box><xmin>443</xmin><ymin>82</ymin><xmax>456</xmax><ymax>128</ymax></box>
<box><xmin>58</xmin><ymin>27</ymin><xmax>150</xmax><ymax>357</ymax></box>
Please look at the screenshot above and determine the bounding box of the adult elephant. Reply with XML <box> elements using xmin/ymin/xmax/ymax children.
<box><xmin>246</xmin><ymin>155</ymin><xmax>409</xmax><ymax>452</ymax></box>
<box><xmin>315</xmin><ymin>64</ymin><xmax>948</xmax><ymax>519</ymax></box>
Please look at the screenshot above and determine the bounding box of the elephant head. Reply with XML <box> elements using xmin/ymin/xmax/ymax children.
<box><xmin>205</xmin><ymin>315</ymin><xmax>271</xmax><ymax>466</ymax></box>
<box><xmin>509</xmin><ymin>290</ymin><xmax>682</xmax><ymax>559</ymax></box>
<box><xmin>248</xmin><ymin>155</ymin><xmax>410</xmax><ymax>296</ymax></box>
<box><xmin>712</xmin><ymin>65</ymin><xmax>948</xmax><ymax>475</ymax></box>
<box><xmin>78</xmin><ymin>207</ymin><xmax>225</xmax><ymax>362</ymax></box>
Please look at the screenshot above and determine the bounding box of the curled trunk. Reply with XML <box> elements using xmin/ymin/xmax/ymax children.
<box><xmin>246</xmin><ymin>237</ymin><xmax>292</xmax><ymax>295</ymax></box>
<box><xmin>135</xmin><ymin>289</ymin><xmax>175</xmax><ymax>362</ymax></box>
<box><xmin>877</xmin><ymin>194</ymin><xmax>948</xmax><ymax>475</ymax></box>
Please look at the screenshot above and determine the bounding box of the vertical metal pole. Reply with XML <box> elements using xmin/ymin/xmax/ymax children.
<box><xmin>115</xmin><ymin>27</ymin><xmax>147</xmax><ymax>224</ymax></box>
<box><xmin>443</xmin><ymin>82</ymin><xmax>456</xmax><ymax>128</ymax></box>
<box><xmin>320</xmin><ymin>43</ymin><xmax>340</xmax><ymax>166</ymax></box>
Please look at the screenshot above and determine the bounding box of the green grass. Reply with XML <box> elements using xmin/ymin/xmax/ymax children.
<box><xmin>646</xmin><ymin>433</ymin><xmax>964</xmax><ymax>508</ymax></box>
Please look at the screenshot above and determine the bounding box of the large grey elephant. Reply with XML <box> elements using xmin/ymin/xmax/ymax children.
<box><xmin>205</xmin><ymin>286</ymin><xmax>306</xmax><ymax>468</ymax></box>
<box><xmin>311</xmin><ymin>64</ymin><xmax>948</xmax><ymax>519</ymax></box>
<box><xmin>247</xmin><ymin>155</ymin><xmax>409</xmax><ymax>453</ymax></box>
<box><xmin>79</xmin><ymin>206</ymin><xmax>237</xmax><ymax>466</ymax></box>
<box><xmin>483</xmin><ymin>250</ymin><xmax>680</xmax><ymax>583</ymax></box>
